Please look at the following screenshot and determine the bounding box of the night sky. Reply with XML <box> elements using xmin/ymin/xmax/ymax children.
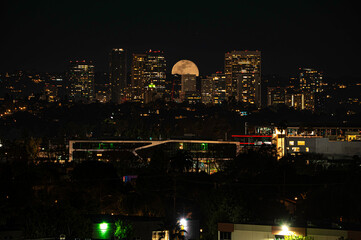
<box><xmin>1</xmin><ymin>0</ymin><xmax>360</xmax><ymax>78</ymax></box>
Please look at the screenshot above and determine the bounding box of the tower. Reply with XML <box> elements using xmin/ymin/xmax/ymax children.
<box><xmin>130</xmin><ymin>50</ymin><xmax>166</xmax><ymax>103</ymax></box>
<box><xmin>299</xmin><ymin>68</ymin><xmax>324</xmax><ymax>111</ymax></box>
<box><xmin>144</xmin><ymin>50</ymin><xmax>167</xmax><ymax>93</ymax></box>
<box><xmin>109</xmin><ymin>48</ymin><xmax>127</xmax><ymax>104</ymax></box>
<box><xmin>68</xmin><ymin>60</ymin><xmax>95</xmax><ymax>103</ymax></box>
<box><xmin>225</xmin><ymin>50</ymin><xmax>261</xmax><ymax>107</ymax></box>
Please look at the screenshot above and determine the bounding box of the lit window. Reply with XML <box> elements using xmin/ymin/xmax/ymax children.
<box><xmin>289</xmin><ymin>141</ymin><xmax>294</xmax><ymax>146</ymax></box>
<box><xmin>292</xmin><ymin>147</ymin><xmax>300</xmax><ymax>152</ymax></box>
<box><xmin>306</xmin><ymin>147</ymin><xmax>309</xmax><ymax>152</ymax></box>
<box><xmin>298</xmin><ymin>141</ymin><xmax>305</xmax><ymax>145</ymax></box>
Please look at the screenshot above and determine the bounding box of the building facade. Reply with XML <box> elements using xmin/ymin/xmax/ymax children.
<box><xmin>130</xmin><ymin>50</ymin><xmax>166</xmax><ymax>103</ymax></box>
<box><xmin>68</xmin><ymin>60</ymin><xmax>95</xmax><ymax>103</ymax></box>
<box><xmin>225</xmin><ymin>51</ymin><xmax>261</xmax><ymax>107</ymax></box>
<box><xmin>218</xmin><ymin>223</ymin><xmax>361</xmax><ymax>240</ymax></box>
<box><xmin>109</xmin><ymin>48</ymin><xmax>127</xmax><ymax>104</ymax></box>
<box><xmin>131</xmin><ymin>53</ymin><xmax>147</xmax><ymax>102</ymax></box>
<box><xmin>144</xmin><ymin>50</ymin><xmax>167</xmax><ymax>94</ymax></box>
<box><xmin>299</xmin><ymin>68</ymin><xmax>324</xmax><ymax>111</ymax></box>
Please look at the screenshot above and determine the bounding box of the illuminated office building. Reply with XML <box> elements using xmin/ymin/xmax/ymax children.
<box><xmin>130</xmin><ymin>50</ymin><xmax>166</xmax><ymax>102</ymax></box>
<box><xmin>68</xmin><ymin>60</ymin><xmax>95</xmax><ymax>103</ymax></box>
<box><xmin>131</xmin><ymin>53</ymin><xmax>147</xmax><ymax>102</ymax></box>
<box><xmin>201</xmin><ymin>73</ymin><xmax>227</xmax><ymax>105</ymax></box>
<box><xmin>109</xmin><ymin>48</ymin><xmax>127</xmax><ymax>104</ymax></box>
<box><xmin>212</xmin><ymin>72</ymin><xmax>227</xmax><ymax>104</ymax></box>
<box><xmin>225</xmin><ymin>50</ymin><xmax>261</xmax><ymax>107</ymax></box>
<box><xmin>144</xmin><ymin>50</ymin><xmax>167</xmax><ymax>94</ymax></box>
<box><xmin>299</xmin><ymin>68</ymin><xmax>323</xmax><ymax>111</ymax></box>
<box><xmin>201</xmin><ymin>76</ymin><xmax>213</xmax><ymax>104</ymax></box>
<box><xmin>299</xmin><ymin>68</ymin><xmax>323</xmax><ymax>93</ymax></box>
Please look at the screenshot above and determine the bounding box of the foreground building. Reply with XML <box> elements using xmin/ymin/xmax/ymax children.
<box><xmin>68</xmin><ymin>139</ymin><xmax>240</xmax><ymax>174</ymax></box>
<box><xmin>218</xmin><ymin>223</ymin><xmax>361</xmax><ymax>240</ymax></box>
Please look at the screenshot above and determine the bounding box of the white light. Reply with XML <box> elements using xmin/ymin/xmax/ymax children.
<box><xmin>180</xmin><ymin>218</ymin><xmax>187</xmax><ymax>227</ymax></box>
<box><xmin>282</xmin><ymin>225</ymin><xmax>289</xmax><ymax>232</ymax></box>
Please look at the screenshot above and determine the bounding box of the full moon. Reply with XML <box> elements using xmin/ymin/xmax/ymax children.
<box><xmin>171</xmin><ymin>60</ymin><xmax>199</xmax><ymax>76</ymax></box>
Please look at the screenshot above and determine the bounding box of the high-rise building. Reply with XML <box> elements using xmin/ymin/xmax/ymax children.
<box><xmin>181</xmin><ymin>74</ymin><xmax>197</xmax><ymax>93</ymax></box>
<box><xmin>212</xmin><ymin>72</ymin><xmax>227</xmax><ymax>104</ymax></box>
<box><xmin>131</xmin><ymin>53</ymin><xmax>146</xmax><ymax>102</ymax></box>
<box><xmin>68</xmin><ymin>60</ymin><xmax>95</xmax><ymax>103</ymax></box>
<box><xmin>225</xmin><ymin>50</ymin><xmax>261</xmax><ymax>107</ymax></box>
<box><xmin>171</xmin><ymin>60</ymin><xmax>200</xmax><ymax>103</ymax></box>
<box><xmin>109</xmin><ymin>48</ymin><xmax>127</xmax><ymax>104</ymax></box>
<box><xmin>299</xmin><ymin>68</ymin><xmax>323</xmax><ymax>93</ymax></box>
<box><xmin>299</xmin><ymin>68</ymin><xmax>324</xmax><ymax>111</ymax></box>
<box><xmin>130</xmin><ymin>50</ymin><xmax>166</xmax><ymax>102</ymax></box>
<box><xmin>144</xmin><ymin>50</ymin><xmax>167</xmax><ymax>94</ymax></box>
<box><xmin>201</xmin><ymin>76</ymin><xmax>213</xmax><ymax>104</ymax></box>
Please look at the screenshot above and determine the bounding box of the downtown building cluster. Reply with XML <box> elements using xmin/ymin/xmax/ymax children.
<box><xmin>2</xmin><ymin>49</ymin><xmax>360</xmax><ymax>114</ymax></box>
<box><xmin>65</xmin><ymin>49</ymin><xmax>263</xmax><ymax>107</ymax></box>
<box><xmin>267</xmin><ymin>68</ymin><xmax>324</xmax><ymax>111</ymax></box>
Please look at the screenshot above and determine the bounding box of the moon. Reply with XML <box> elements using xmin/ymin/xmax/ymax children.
<box><xmin>171</xmin><ymin>60</ymin><xmax>199</xmax><ymax>76</ymax></box>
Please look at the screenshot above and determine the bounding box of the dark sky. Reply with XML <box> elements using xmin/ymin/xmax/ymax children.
<box><xmin>1</xmin><ymin>0</ymin><xmax>360</xmax><ymax>78</ymax></box>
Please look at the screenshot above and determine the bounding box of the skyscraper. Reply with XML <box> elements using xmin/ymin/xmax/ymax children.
<box><xmin>225</xmin><ymin>50</ymin><xmax>261</xmax><ymax>107</ymax></box>
<box><xmin>299</xmin><ymin>68</ymin><xmax>323</xmax><ymax>93</ymax></box>
<box><xmin>130</xmin><ymin>50</ymin><xmax>166</xmax><ymax>103</ymax></box>
<box><xmin>109</xmin><ymin>48</ymin><xmax>127</xmax><ymax>104</ymax></box>
<box><xmin>201</xmin><ymin>76</ymin><xmax>213</xmax><ymax>104</ymax></box>
<box><xmin>131</xmin><ymin>53</ymin><xmax>146</xmax><ymax>102</ymax></box>
<box><xmin>212</xmin><ymin>72</ymin><xmax>227</xmax><ymax>104</ymax></box>
<box><xmin>299</xmin><ymin>68</ymin><xmax>324</xmax><ymax>111</ymax></box>
<box><xmin>68</xmin><ymin>60</ymin><xmax>95</xmax><ymax>103</ymax></box>
<box><xmin>144</xmin><ymin>50</ymin><xmax>166</xmax><ymax>93</ymax></box>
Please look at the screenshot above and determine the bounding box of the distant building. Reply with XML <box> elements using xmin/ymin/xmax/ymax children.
<box><xmin>267</xmin><ymin>87</ymin><xmax>286</xmax><ymax>106</ymax></box>
<box><xmin>131</xmin><ymin>53</ymin><xmax>147</xmax><ymax>102</ymax></box>
<box><xmin>299</xmin><ymin>68</ymin><xmax>324</xmax><ymax>93</ymax></box>
<box><xmin>201</xmin><ymin>76</ymin><xmax>213</xmax><ymax>104</ymax></box>
<box><xmin>95</xmin><ymin>83</ymin><xmax>111</xmax><ymax>103</ymax></box>
<box><xmin>68</xmin><ymin>60</ymin><xmax>95</xmax><ymax>103</ymax></box>
<box><xmin>225</xmin><ymin>50</ymin><xmax>261</xmax><ymax>107</ymax></box>
<box><xmin>212</xmin><ymin>72</ymin><xmax>227</xmax><ymax>104</ymax></box>
<box><xmin>201</xmin><ymin>72</ymin><xmax>227</xmax><ymax>105</ymax></box>
<box><xmin>144</xmin><ymin>50</ymin><xmax>167</xmax><ymax>94</ymax></box>
<box><xmin>130</xmin><ymin>50</ymin><xmax>166</xmax><ymax>102</ymax></box>
<box><xmin>284</xmin><ymin>91</ymin><xmax>305</xmax><ymax>110</ymax></box>
<box><xmin>181</xmin><ymin>74</ymin><xmax>197</xmax><ymax>93</ymax></box>
<box><xmin>299</xmin><ymin>68</ymin><xmax>324</xmax><ymax>111</ymax></box>
<box><xmin>171</xmin><ymin>60</ymin><xmax>200</xmax><ymax>104</ymax></box>
<box><xmin>109</xmin><ymin>48</ymin><xmax>127</xmax><ymax>104</ymax></box>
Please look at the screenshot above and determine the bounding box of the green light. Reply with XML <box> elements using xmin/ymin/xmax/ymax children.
<box><xmin>99</xmin><ymin>222</ymin><xmax>109</xmax><ymax>232</ymax></box>
<box><xmin>148</xmin><ymin>83</ymin><xmax>156</xmax><ymax>88</ymax></box>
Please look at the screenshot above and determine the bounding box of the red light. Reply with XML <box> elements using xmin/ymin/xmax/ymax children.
<box><xmin>232</xmin><ymin>135</ymin><xmax>272</xmax><ymax>138</ymax></box>
<box><xmin>239</xmin><ymin>142</ymin><xmax>255</xmax><ymax>145</ymax></box>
